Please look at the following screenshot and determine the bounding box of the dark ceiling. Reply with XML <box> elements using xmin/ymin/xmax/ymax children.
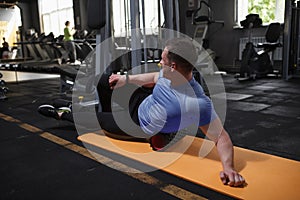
<box><xmin>0</xmin><ymin>0</ymin><xmax>22</xmax><ymax>3</ymax></box>
<box><xmin>0</xmin><ymin>0</ymin><xmax>31</xmax><ymax>8</ymax></box>
<box><xmin>0</xmin><ymin>0</ymin><xmax>32</xmax><ymax>4</ymax></box>
<box><xmin>0</xmin><ymin>0</ymin><xmax>17</xmax><ymax>4</ymax></box>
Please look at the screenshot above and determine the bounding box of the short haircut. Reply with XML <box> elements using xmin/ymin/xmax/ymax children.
<box><xmin>65</xmin><ymin>21</ymin><xmax>70</xmax><ymax>26</ymax></box>
<box><xmin>165</xmin><ymin>38</ymin><xmax>198</xmax><ymax>73</ymax></box>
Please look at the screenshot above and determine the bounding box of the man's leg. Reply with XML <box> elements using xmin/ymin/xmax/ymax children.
<box><xmin>64</xmin><ymin>41</ymin><xmax>75</xmax><ymax>63</ymax></box>
<box><xmin>97</xmin><ymin>111</ymin><xmax>149</xmax><ymax>140</ymax></box>
<box><xmin>97</xmin><ymin>74</ymin><xmax>152</xmax><ymax>112</ymax></box>
<box><xmin>71</xmin><ymin>41</ymin><xmax>77</xmax><ymax>61</ymax></box>
<box><xmin>96</xmin><ymin>74</ymin><xmax>152</xmax><ymax>138</ymax></box>
<box><xmin>38</xmin><ymin>73</ymin><xmax>152</xmax><ymax>140</ymax></box>
<box><xmin>68</xmin><ymin>42</ymin><xmax>76</xmax><ymax>63</ymax></box>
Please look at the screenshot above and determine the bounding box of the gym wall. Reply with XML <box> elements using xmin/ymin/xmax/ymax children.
<box><xmin>18</xmin><ymin>0</ymin><xmax>40</xmax><ymax>33</ymax></box>
<box><xmin>17</xmin><ymin>0</ymin><xmax>272</xmax><ymax>72</ymax></box>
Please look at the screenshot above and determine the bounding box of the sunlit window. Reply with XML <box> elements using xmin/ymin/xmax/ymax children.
<box><xmin>38</xmin><ymin>0</ymin><xmax>74</xmax><ymax>36</ymax></box>
<box><xmin>235</xmin><ymin>0</ymin><xmax>285</xmax><ymax>26</ymax></box>
<box><xmin>0</xmin><ymin>6</ymin><xmax>22</xmax><ymax>47</ymax></box>
<box><xmin>112</xmin><ymin>0</ymin><xmax>165</xmax><ymax>37</ymax></box>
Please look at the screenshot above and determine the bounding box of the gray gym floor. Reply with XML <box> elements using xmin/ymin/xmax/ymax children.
<box><xmin>0</xmin><ymin>72</ymin><xmax>299</xmax><ymax>199</ymax></box>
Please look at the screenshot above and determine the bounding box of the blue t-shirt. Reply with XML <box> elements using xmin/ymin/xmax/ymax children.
<box><xmin>138</xmin><ymin>71</ymin><xmax>217</xmax><ymax>135</ymax></box>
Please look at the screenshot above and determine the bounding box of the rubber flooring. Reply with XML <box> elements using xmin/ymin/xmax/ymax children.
<box><xmin>0</xmin><ymin>74</ymin><xmax>300</xmax><ymax>200</ymax></box>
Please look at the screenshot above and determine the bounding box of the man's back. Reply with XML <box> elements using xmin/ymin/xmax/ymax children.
<box><xmin>64</xmin><ymin>27</ymin><xmax>73</xmax><ymax>41</ymax></box>
<box><xmin>138</xmin><ymin>73</ymin><xmax>216</xmax><ymax>135</ymax></box>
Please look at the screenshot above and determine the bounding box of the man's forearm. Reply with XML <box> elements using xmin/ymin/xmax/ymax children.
<box><xmin>216</xmin><ymin>129</ymin><xmax>234</xmax><ymax>170</ymax></box>
<box><xmin>127</xmin><ymin>72</ymin><xmax>159</xmax><ymax>86</ymax></box>
<box><xmin>199</xmin><ymin>119</ymin><xmax>234</xmax><ymax>170</ymax></box>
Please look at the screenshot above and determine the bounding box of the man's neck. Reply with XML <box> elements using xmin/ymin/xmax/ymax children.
<box><xmin>170</xmin><ymin>72</ymin><xmax>193</xmax><ymax>86</ymax></box>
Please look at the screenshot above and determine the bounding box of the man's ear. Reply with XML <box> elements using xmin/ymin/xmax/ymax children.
<box><xmin>171</xmin><ymin>62</ymin><xmax>176</xmax><ymax>72</ymax></box>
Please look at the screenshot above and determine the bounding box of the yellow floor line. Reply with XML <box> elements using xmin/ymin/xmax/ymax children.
<box><xmin>0</xmin><ymin>112</ymin><xmax>208</xmax><ymax>200</ymax></box>
<box><xmin>40</xmin><ymin>132</ymin><xmax>73</xmax><ymax>146</ymax></box>
<box><xmin>0</xmin><ymin>113</ymin><xmax>21</xmax><ymax>123</ymax></box>
<box><xmin>19</xmin><ymin>123</ymin><xmax>43</xmax><ymax>133</ymax></box>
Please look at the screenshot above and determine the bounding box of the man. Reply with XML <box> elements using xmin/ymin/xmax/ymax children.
<box><xmin>39</xmin><ymin>38</ymin><xmax>245</xmax><ymax>187</ymax></box>
<box><xmin>2</xmin><ymin>37</ymin><xmax>9</xmax><ymax>51</ymax></box>
<box><xmin>1</xmin><ymin>37</ymin><xmax>9</xmax><ymax>59</ymax></box>
<box><xmin>63</xmin><ymin>21</ymin><xmax>80</xmax><ymax>65</ymax></box>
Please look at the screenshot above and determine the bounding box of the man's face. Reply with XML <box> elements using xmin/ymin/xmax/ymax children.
<box><xmin>160</xmin><ymin>48</ymin><xmax>174</xmax><ymax>79</ymax></box>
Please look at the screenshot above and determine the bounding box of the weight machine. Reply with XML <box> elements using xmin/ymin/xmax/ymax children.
<box><xmin>237</xmin><ymin>14</ymin><xmax>282</xmax><ymax>81</ymax></box>
<box><xmin>0</xmin><ymin>72</ymin><xmax>8</xmax><ymax>100</ymax></box>
<box><xmin>191</xmin><ymin>0</ymin><xmax>225</xmax><ymax>81</ymax></box>
<box><xmin>282</xmin><ymin>0</ymin><xmax>300</xmax><ymax>80</ymax></box>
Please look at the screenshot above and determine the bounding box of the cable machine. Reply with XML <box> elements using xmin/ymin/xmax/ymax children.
<box><xmin>282</xmin><ymin>0</ymin><xmax>300</xmax><ymax>80</ymax></box>
<box><xmin>110</xmin><ymin>0</ymin><xmax>180</xmax><ymax>75</ymax></box>
<box><xmin>88</xmin><ymin>0</ymin><xmax>181</xmax><ymax>76</ymax></box>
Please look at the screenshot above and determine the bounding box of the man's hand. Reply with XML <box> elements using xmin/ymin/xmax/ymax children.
<box><xmin>220</xmin><ymin>169</ymin><xmax>245</xmax><ymax>187</ymax></box>
<box><xmin>109</xmin><ymin>74</ymin><xmax>126</xmax><ymax>89</ymax></box>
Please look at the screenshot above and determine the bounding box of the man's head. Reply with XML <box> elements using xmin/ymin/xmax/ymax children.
<box><xmin>65</xmin><ymin>21</ymin><xmax>70</xmax><ymax>26</ymax></box>
<box><xmin>165</xmin><ymin>38</ymin><xmax>197</xmax><ymax>73</ymax></box>
<box><xmin>160</xmin><ymin>38</ymin><xmax>198</xmax><ymax>81</ymax></box>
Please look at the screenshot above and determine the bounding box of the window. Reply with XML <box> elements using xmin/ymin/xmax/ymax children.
<box><xmin>235</xmin><ymin>0</ymin><xmax>285</xmax><ymax>26</ymax></box>
<box><xmin>112</xmin><ymin>0</ymin><xmax>128</xmax><ymax>37</ymax></box>
<box><xmin>38</xmin><ymin>0</ymin><xmax>74</xmax><ymax>37</ymax></box>
<box><xmin>0</xmin><ymin>6</ymin><xmax>22</xmax><ymax>48</ymax></box>
<box><xmin>112</xmin><ymin>0</ymin><xmax>165</xmax><ymax>37</ymax></box>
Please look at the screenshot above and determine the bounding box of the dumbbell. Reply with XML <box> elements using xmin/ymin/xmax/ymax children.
<box><xmin>0</xmin><ymin>90</ymin><xmax>7</xmax><ymax>100</ymax></box>
<box><xmin>0</xmin><ymin>80</ymin><xmax>6</xmax><ymax>86</ymax></box>
<box><xmin>0</xmin><ymin>87</ymin><xmax>9</xmax><ymax>93</ymax></box>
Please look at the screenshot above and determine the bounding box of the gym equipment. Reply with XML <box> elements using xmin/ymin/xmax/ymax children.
<box><xmin>191</xmin><ymin>0</ymin><xmax>225</xmax><ymax>85</ymax></box>
<box><xmin>42</xmin><ymin>0</ymin><xmax>106</xmax><ymax>95</ymax></box>
<box><xmin>10</xmin><ymin>32</ymin><xmax>64</xmax><ymax>72</ymax></box>
<box><xmin>78</xmin><ymin>131</ymin><xmax>300</xmax><ymax>200</ymax></box>
<box><xmin>192</xmin><ymin>1</ymin><xmax>224</xmax><ymax>52</ymax></box>
<box><xmin>0</xmin><ymin>72</ymin><xmax>8</xmax><ymax>100</ymax></box>
<box><xmin>0</xmin><ymin>79</ymin><xmax>5</xmax><ymax>86</ymax></box>
<box><xmin>237</xmin><ymin>14</ymin><xmax>282</xmax><ymax>81</ymax></box>
<box><xmin>1</xmin><ymin>86</ymin><xmax>9</xmax><ymax>93</ymax></box>
<box><xmin>0</xmin><ymin>72</ymin><xmax>4</xmax><ymax>86</ymax></box>
<box><xmin>74</xmin><ymin>39</ymin><xmax>94</xmax><ymax>61</ymax></box>
<box><xmin>87</xmin><ymin>0</ymin><xmax>106</xmax><ymax>30</ymax></box>
<box><xmin>282</xmin><ymin>0</ymin><xmax>300</xmax><ymax>80</ymax></box>
<box><xmin>3</xmin><ymin>29</ymin><xmax>95</xmax><ymax>75</ymax></box>
<box><xmin>0</xmin><ymin>86</ymin><xmax>8</xmax><ymax>100</ymax></box>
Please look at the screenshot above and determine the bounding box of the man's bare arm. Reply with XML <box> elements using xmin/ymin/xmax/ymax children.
<box><xmin>199</xmin><ymin>118</ymin><xmax>245</xmax><ymax>187</ymax></box>
<box><xmin>109</xmin><ymin>72</ymin><xmax>159</xmax><ymax>89</ymax></box>
<box><xmin>127</xmin><ymin>72</ymin><xmax>159</xmax><ymax>86</ymax></box>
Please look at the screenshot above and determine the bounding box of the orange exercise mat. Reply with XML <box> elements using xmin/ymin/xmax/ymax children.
<box><xmin>78</xmin><ymin>131</ymin><xmax>300</xmax><ymax>200</ymax></box>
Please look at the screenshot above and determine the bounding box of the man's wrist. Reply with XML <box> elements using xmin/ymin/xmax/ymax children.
<box><xmin>126</xmin><ymin>73</ymin><xmax>129</xmax><ymax>84</ymax></box>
